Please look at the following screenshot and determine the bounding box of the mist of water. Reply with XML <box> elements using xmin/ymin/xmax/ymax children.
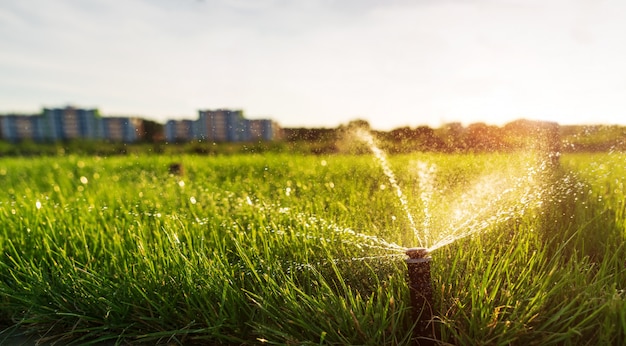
<box><xmin>249</xmin><ymin>198</ymin><xmax>406</xmax><ymax>253</ymax></box>
<box><xmin>354</xmin><ymin>129</ymin><xmax>423</xmax><ymax>246</ymax></box>
<box><xmin>355</xmin><ymin>129</ymin><xmax>550</xmax><ymax>253</ymax></box>
<box><xmin>414</xmin><ymin>161</ymin><xmax>437</xmax><ymax>247</ymax></box>
<box><xmin>428</xmin><ymin>163</ymin><xmax>547</xmax><ymax>252</ymax></box>
<box><xmin>242</xmin><ymin>129</ymin><xmax>551</xmax><ymax>257</ymax></box>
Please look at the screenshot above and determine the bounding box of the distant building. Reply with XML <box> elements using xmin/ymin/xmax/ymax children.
<box><xmin>164</xmin><ymin>119</ymin><xmax>195</xmax><ymax>142</ymax></box>
<box><xmin>101</xmin><ymin>117</ymin><xmax>145</xmax><ymax>143</ymax></box>
<box><xmin>196</xmin><ymin>109</ymin><xmax>245</xmax><ymax>142</ymax></box>
<box><xmin>1</xmin><ymin>106</ymin><xmax>281</xmax><ymax>144</ymax></box>
<box><xmin>0</xmin><ymin>106</ymin><xmax>144</xmax><ymax>143</ymax></box>
<box><xmin>246</xmin><ymin>119</ymin><xmax>281</xmax><ymax>141</ymax></box>
<box><xmin>43</xmin><ymin>106</ymin><xmax>99</xmax><ymax>141</ymax></box>
<box><xmin>189</xmin><ymin>109</ymin><xmax>280</xmax><ymax>143</ymax></box>
<box><xmin>163</xmin><ymin>109</ymin><xmax>280</xmax><ymax>143</ymax></box>
<box><xmin>0</xmin><ymin>114</ymin><xmax>44</xmax><ymax>142</ymax></box>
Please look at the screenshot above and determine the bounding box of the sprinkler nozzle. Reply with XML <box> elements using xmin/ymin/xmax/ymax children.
<box><xmin>405</xmin><ymin>247</ymin><xmax>429</xmax><ymax>259</ymax></box>
<box><xmin>405</xmin><ymin>247</ymin><xmax>435</xmax><ymax>345</ymax></box>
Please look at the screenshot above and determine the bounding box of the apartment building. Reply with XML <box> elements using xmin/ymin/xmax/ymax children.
<box><xmin>1</xmin><ymin>106</ymin><xmax>281</xmax><ymax>144</ymax></box>
<box><xmin>0</xmin><ymin>114</ymin><xmax>44</xmax><ymax>142</ymax></box>
<box><xmin>164</xmin><ymin>119</ymin><xmax>195</xmax><ymax>142</ymax></box>
<box><xmin>246</xmin><ymin>119</ymin><xmax>280</xmax><ymax>141</ymax></box>
<box><xmin>101</xmin><ymin>117</ymin><xmax>145</xmax><ymax>142</ymax></box>
<box><xmin>0</xmin><ymin>106</ymin><xmax>144</xmax><ymax>143</ymax></box>
<box><xmin>164</xmin><ymin>109</ymin><xmax>280</xmax><ymax>143</ymax></box>
<box><xmin>197</xmin><ymin>109</ymin><xmax>244</xmax><ymax>142</ymax></box>
<box><xmin>43</xmin><ymin>106</ymin><xmax>99</xmax><ymax>141</ymax></box>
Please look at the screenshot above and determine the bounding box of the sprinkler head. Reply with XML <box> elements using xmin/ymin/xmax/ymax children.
<box><xmin>406</xmin><ymin>247</ymin><xmax>429</xmax><ymax>259</ymax></box>
<box><xmin>405</xmin><ymin>247</ymin><xmax>435</xmax><ymax>344</ymax></box>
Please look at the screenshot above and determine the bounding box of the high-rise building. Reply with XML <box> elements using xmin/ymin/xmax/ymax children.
<box><xmin>0</xmin><ymin>114</ymin><xmax>44</xmax><ymax>142</ymax></box>
<box><xmin>0</xmin><ymin>106</ymin><xmax>147</xmax><ymax>143</ymax></box>
<box><xmin>1</xmin><ymin>105</ymin><xmax>281</xmax><ymax>144</ymax></box>
<box><xmin>164</xmin><ymin>119</ymin><xmax>195</xmax><ymax>142</ymax></box>
<box><xmin>246</xmin><ymin>119</ymin><xmax>281</xmax><ymax>141</ymax></box>
<box><xmin>101</xmin><ymin>117</ymin><xmax>145</xmax><ymax>143</ymax></box>
<box><xmin>194</xmin><ymin>109</ymin><xmax>281</xmax><ymax>142</ymax></box>
<box><xmin>43</xmin><ymin>106</ymin><xmax>100</xmax><ymax>141</ymax></box>
<box><xmin>196</xmin><ymin>109</ymin><xmax>246</xmax><ymax>142</ymax></box>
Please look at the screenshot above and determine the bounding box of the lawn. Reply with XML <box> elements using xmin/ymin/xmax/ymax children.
<box><xmin>0</xmin><ymin>151</ymin><xmax>624</xmax><ymax>345</ymax></box>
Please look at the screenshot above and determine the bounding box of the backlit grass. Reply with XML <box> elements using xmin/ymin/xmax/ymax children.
<box><xmin>0</xmin><ymin>152</ymin><xmax>624</xmax><ymax>345</ymax></box>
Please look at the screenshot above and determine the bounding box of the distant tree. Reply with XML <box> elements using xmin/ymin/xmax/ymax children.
<box><xmin>466</xmin><ymin>122</ymin><xmax>504</xmax><ymax>152</ymax></box>
<box><xmin>436</xmin><ymin>122</ymin><xmax>466</xmax><ymax>152</ymax></box>
<box><xmin>386</xmin><ymin>127</ymin><xmax>413</xmax><ymax>153</ymax></box>
<box><xmin>344</xmin><ymin>119</ymin><xmax>371</xmax><ymax>131</ymax></box>
<box><xmin>334</xmin><ymin>119</ymin><xmax>374</xmax><ymax>154</ymax></box>
<box><xmin>283</xmin><ymin>128</ymin><xmax>337</xmax><ymax>142</ymax></box>
<box><xmin>413</xmin><ymin>126</ymin><xmax>444</xmax><ymax>151</ymax></box>
<box><xmin>503</xmin><ymin>119</ymin><xmax>560</xmax><ymax>153</ymax></box>
<box><xmin>142</xmin><ymin>119</ymin><xmax>163</xmax><ymax>142</ymax></box>
<box><xmin>389</xmin><ymin>127</ymin><xmax>412</xmax><ymax>142</ymax></box>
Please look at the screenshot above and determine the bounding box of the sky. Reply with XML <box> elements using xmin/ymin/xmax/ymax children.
<box><xmin>1</xmin><ymin>0</ymin><xmax>625</xmax><ymax>130</ymax></box>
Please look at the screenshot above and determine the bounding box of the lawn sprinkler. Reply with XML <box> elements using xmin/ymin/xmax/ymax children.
<box><xmin>168</xmin><ymin>162</ymin><xmax>184</xmax><ymax>175</ymax></box>
<box><xmin>405</xmin><ymin>247</ymin><xmax>434</xmax><ymax>345</ymax></box>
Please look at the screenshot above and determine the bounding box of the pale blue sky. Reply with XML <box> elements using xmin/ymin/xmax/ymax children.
<box><xmin>1</xmin><ymin>0</ymin><xmax>625</xmax><ymax>130</ymax></box>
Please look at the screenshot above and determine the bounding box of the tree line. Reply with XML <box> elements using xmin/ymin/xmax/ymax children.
<box><xmin>0</xmin><ymin>118</ymin><xmax>624</xmax><ymax>156</ymax></box>
<box><xmin>284</xmin><ymin>119</ymin><xmax>626</xmax><ymax>154</ymax></box>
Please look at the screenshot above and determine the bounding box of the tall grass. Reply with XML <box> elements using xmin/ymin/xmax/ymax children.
<box><xmin>0</xmin><ymin>152</ymin><xmax>624</xmax><ymax>344</ymax></box>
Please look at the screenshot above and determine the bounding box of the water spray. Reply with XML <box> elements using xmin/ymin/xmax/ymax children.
<box><xmin>405</xmin><ymin>247</ymin><xmax>435</xmax><ymax>345</ymax></box>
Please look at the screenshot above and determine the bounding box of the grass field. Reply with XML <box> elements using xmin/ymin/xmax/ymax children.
<box><xmin>0</xmin><ymin>151</ymin><xmax>625</xmax><ymax>345</ymax></box>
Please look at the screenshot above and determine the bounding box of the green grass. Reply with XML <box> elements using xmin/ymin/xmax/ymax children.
<box><xmin>0</xmin><ymin>152</ymin><xmax>625</xmax><ymax>345</ymax></box>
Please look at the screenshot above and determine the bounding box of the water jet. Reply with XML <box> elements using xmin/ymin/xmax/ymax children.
<box><xmin>405</xmin><ymin>247</ymin><xmax>435</xmax><ymax>345</ymax></box>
